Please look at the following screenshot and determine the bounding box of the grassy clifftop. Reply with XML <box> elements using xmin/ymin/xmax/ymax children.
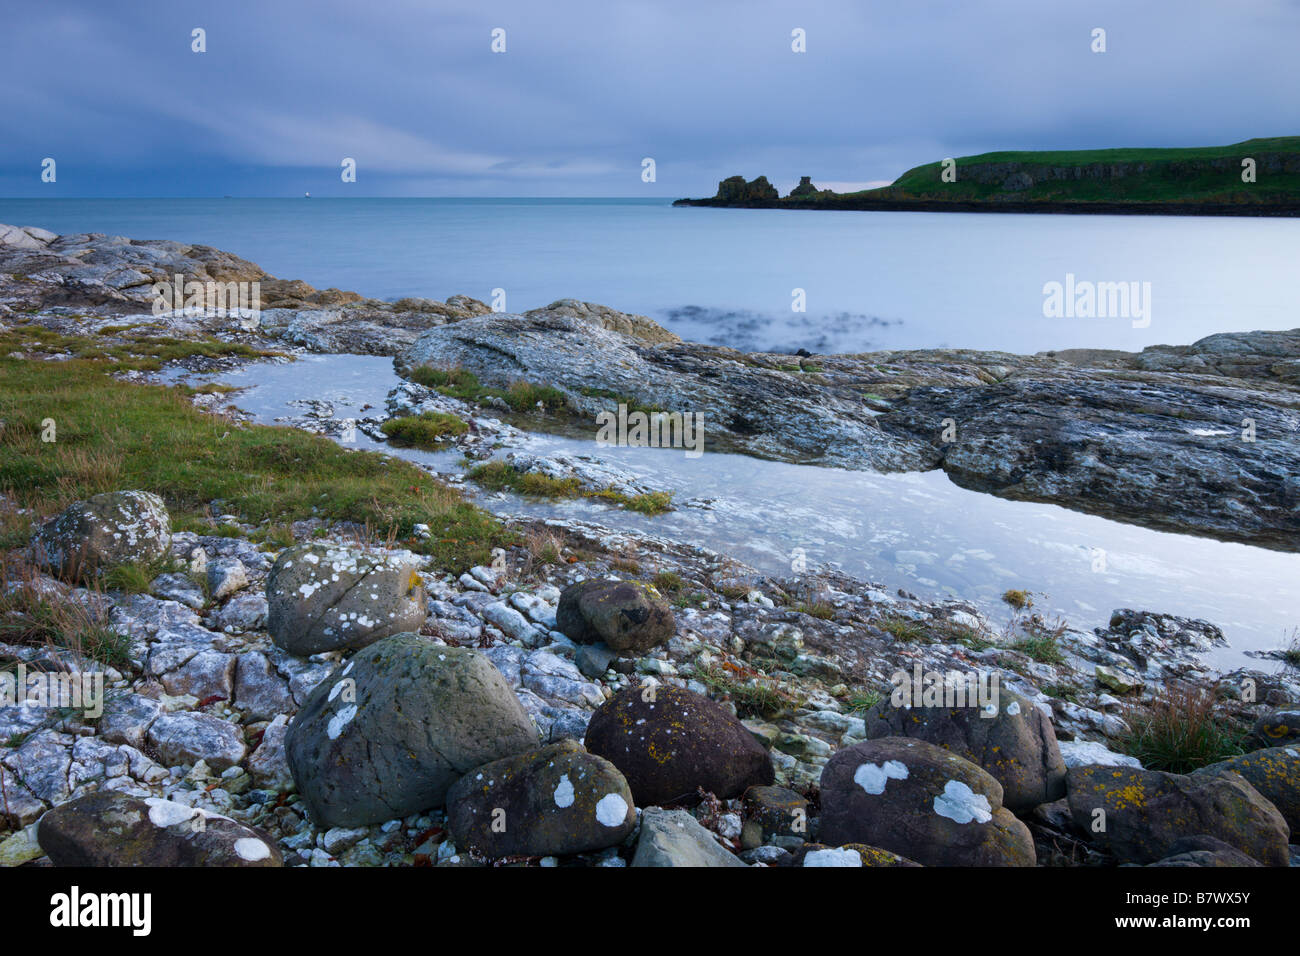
<box><xmin>675</xmin><ymin>137</ymin><xmax>1300</xmax><ymax>214</ymax></box>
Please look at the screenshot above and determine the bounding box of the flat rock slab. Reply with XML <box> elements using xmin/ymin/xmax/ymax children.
<box><xmin>631</xmin><ymin>807</ymin><xmax>745</xmax><ymax>867</ymax></box>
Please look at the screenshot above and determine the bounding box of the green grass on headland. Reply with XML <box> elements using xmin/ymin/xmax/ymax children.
<box><xmin>0</xmin><ymin>339</ymin><xmax>511</xmax><ymax>573</ymax></box>
<box><xmin>875</xmin><ymin>137</ymin><xmax>1300</xmax><ymax>204</ymax></box>
<box><xmin>682</xmin><ymin>137</ymin><xmax>1300</xmax><ymax>209</ymax></box>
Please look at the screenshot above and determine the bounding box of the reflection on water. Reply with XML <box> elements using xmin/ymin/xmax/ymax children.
<box><xmin>184</xmin><ymin>354</ymin><xmax>1300</xmax><ymax>671</ymax></box>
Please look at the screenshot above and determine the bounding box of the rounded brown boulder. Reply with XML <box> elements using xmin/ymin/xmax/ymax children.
<box><xmin>556</xmin><ymin>578</ymin><xmax>676</xmax><ymax>654</ymax></box>
<box><xmin>819</xmin><ymin>737</ymin><xmax>1036</xmax><ymax>867</ymax></box>
<box><xmin>445</xmin><ymin>740</ymin><xmax>636</xmax><ymax>858</ymax></box>
<box><xmin>584</xmin><ymin>684</ymin><xmax>774</xmax><ymax>805</ymax></box>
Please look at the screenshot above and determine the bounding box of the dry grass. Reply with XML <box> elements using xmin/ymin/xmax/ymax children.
<box><xmin>1120</xmin><ymin>682</ymin><xmax>1248</xmax><ymax>773</ymax></box>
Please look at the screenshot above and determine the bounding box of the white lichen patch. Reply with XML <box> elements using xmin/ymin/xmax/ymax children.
<box><xmin>233</xmin><ymin>837</ymin><xmax>271</xmax><ymax>861</ymax></box>
<box><xmin>1006</xmin><ymin>701</ymin><xmax>1021</xmax><ymax>716</ymax></box>
<box><xmin>854</xmin><ymin>760</ymin><xmax>908</xmax><ymax>794</ymax></box>
<box><xmin>595</xmin><ymin>793</ymin><xmax>628</xmax><ymax>827</ymax></box>
<box><xmin>145</xmin><ymin>798</ymin><xmax>200</xmax><ymax>828</ymax></box>
<box><xmin>804</xmin><ymin>847</ymin><xmax>863</xmax><ymax>867</ymax></box>
<box><xmin>553</xmin><ymin>774</ymin><xmax>575</xmax><ymax>808</ymax></box>
<box><xmin>933</xmin><ymin>780</ymin><xmax>993</xmax><ymax>824</ymax></box>
<box><xmin>327</xmin><ymin>704</ymin><xmax>358</xmax><ymax>740</ymax></box>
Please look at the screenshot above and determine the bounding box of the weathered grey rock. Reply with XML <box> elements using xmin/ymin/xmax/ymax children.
<box><xmin>31</xmin><ymin>491</ymin><xmax>171</xmax><ymax>579</ymax></box>
<box><xmin>211</xmin><ymin>591</ymin><xmax>269</xmax><ymax>632</ymax></box>
<box><xmin>397</xmin><ymin>310</ymin><xmax>1300</xmax><ymax>551</ymax></box>
<box><xmin>286</xmin><ymin>635</ymin><xmax>538</xmax><ymax>827</ymax></box>
<box><xmin>37</xmin><ymin>792</ymin><xmax>281</xmax><ymax>866</ymax></box>
<box><xmin>145</xmin><ymin>711</ymin><xmax>247</xmax><ymax>771</ymax></box>
<box><xmin>445</xmin><ymin>740</ymin><xmax>635</xmax><ymax>858</ymax></box>
<box><xmin>157</xmin><ymin>648</ymin><xmax>235</xmax><ymax>702</ymax></box>
<box><xmin>247</xmin><ymin>714</ymin><xmax>293</xmax><ymax>791</ymax></box>
<box><xmin>585</xmin><ymin>685</ymin><xmax>774</xmax><ymax>806</ymax></box>
<box><xmin>863</xmin><ymin>688</ymin><xmax>1066</xmax><ymax>812</ymax></box>
<box><xmin>150</xmin><ymin>572</ymin><xmax>205</xmax><ymax>609</ymax></box>
<box><xmin>207</xmin><ymin>557</ymin><xmax>248</xmax><ymax>600</ymax></box>
<box><xmin>820</xmin><ymin>737</ymin><xmax>1036</xmax><ymax>866</ymax></box>
<box><xmin>233</xmin><ymin>650</ymin><xmax>295</xmax><ymax>721</ymax></box>
<box><xmin>266</xmin><ymin>543</ymin><xmax>426</xmax><ymax>655</ymax></box>
<box><xmin>1066</xmin><ymin>764</ymin><xmax>1291</xmax><ymax>866</ymax></box>
<box><xmin>1058</xmin><ymin>739</ymin><xmax>1143</xmax><ymax>769</ymax></box>
<box><xmin>575</xmin><ymin>642</ymin><xmax>618</xmax><ymax>679</ymax></box>
<box><xmin>631</xmin><ymin>807</ymin><xmax>745</xmax><ymax>867</ymax></box>
<box><xmin>97</xmin><ymin>693</ymin><xmax>165</xmax><ymax>750</ymax></box>
<box><xmin>556</xmin><ymin>578</ymin><xmax>676</xmax><ymax>654</ymax></box>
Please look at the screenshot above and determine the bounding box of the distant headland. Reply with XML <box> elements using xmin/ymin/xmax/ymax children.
<box><xmin>673</xmin><ymin>137</ymin><xmax>1300</xmax><ymax>216</ymax></box>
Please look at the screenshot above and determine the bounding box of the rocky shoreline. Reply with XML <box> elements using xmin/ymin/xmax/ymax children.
<box><xmin>1</xmin><ymin>222</ymin><xmax>1297</xmax><ymax>868</ymax></box>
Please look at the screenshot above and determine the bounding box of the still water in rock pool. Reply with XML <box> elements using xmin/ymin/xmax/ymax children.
<box><xmin>175</xmin><ymin>353</ymin><xmax>1299</xmax><ymax>671</ymax></box>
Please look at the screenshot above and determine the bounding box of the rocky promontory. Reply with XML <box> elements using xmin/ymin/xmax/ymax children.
<box><xmin>674</xmin><ymin>138</ymin><xmax>1300</xmax><ymax>216</ymax></box>
<box><xmin>397</xmin><ymin>310</ymin><xmax>1300</xmax><ymax>551</ymax></box>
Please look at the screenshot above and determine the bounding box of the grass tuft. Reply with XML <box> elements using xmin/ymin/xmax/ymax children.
<box><xmin>1120</xmin><ymin>683</ymin><xmax>1248</xmax><ymax>773</ymax></box>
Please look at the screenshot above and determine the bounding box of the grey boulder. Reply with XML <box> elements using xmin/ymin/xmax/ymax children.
<box><xmin>31</xmin><ymin>491</ymin><xmax>171</xmax><ymax>579</ymax></box>
<box><xmin>266</xmin><ymin>543</ymin><xmax>426</xmax><ymax>655</ymax></box>
<box><xmin>286</xmin><ymin>635</ymin><xmax>538</xmax><ymax>827</ymax></box>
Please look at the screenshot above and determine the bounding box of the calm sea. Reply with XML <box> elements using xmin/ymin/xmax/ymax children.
<box><xmin>2</xmin><ymin>197</ymin><xmax>1298</xmax><ymax>355</ymax></box>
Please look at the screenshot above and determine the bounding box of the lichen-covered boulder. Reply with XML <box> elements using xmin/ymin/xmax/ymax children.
<box><xmin>863</xmin><ymin>688</ymin><xmax>1066</xmax><ymax>812</ymax></box>
<box><xmin>584</xmin><ymin>684</ymin><xmax>774</xmax><ymax>806</ymax></box>
<box><xmin>36</xmin><ymin>792</ymin><xmax>281</xmax><ymax>866</ymax></box>
<box><xmin>1193</xmin><ymin>745</ymin><xmax>1300</xmax><ymax>833</ymax></box>
<box><xmin>556</xmin><ymin>578</ymin><xmax>675</xmax><ymax>654</ymax></box>
<box><xmin>30</xmin><ymin>491</ymin><xmax>171</xmax><ymax>579</ymax></box>
<box><xmin>819</xmin><ymin>737</ymin><xmax>1036</xmax><ymax>867</ymax></box>
<box><xmin>1066</xmin><ymin>764</ymin><xmax>1290</xmax><ymax>866</ymax></box>
<box><xmin>446</xmin><ymin>739</ymin><xmax>635</xmax><ymax>858</ymax></box>
<box><xmin>286</xmin><ymin>635</ymin><xmax>538</xmax><ymax>827</ymax></box>
<box><xmin>266</xmin><ymin>543</ymin><xmax>426</xmax><ymax>655</ymax></box>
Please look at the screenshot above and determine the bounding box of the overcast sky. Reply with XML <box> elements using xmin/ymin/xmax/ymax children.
<box><xmin>3</xmin><ymin>0</ymin><xmax>1298</xmax><ymax>197</ymax></box>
